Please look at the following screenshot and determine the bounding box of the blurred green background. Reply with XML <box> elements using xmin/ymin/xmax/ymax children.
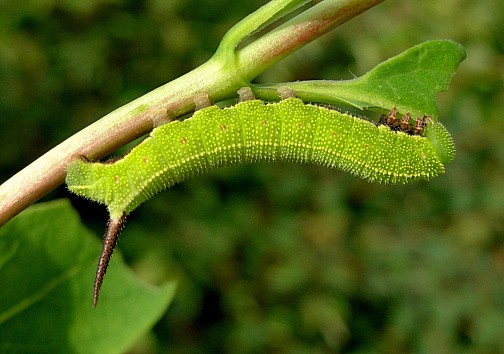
<box><xmin>1</xmin><ymin>0</ymin><xmax>503</xmax><ymax>353</ymax></box>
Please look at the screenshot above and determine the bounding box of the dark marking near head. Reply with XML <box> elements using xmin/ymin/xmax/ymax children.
<box><xmin>386</xmin><ymin>107</ymin><xmax>398</xmax><ymax>127</ymax></box>
<box><xmin>413</xmin><ymin>116</ymin><xmax>428</xmax><ymax>135</ymax></box>
<box><xmin>400</xmin><ymin>113</ymin><xmax>411</xmax><ymax>133</ymax></box>
<box><xmin>379</xmin><ymin>108</ymin><xmax>429</xmax><ymax>136</ymax></box>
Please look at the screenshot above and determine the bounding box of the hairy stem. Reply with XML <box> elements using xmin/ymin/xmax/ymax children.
<box><xmin>0</xmin><ymin>0</ymin><xmax>383</xmax><ymax>226</ymax></box>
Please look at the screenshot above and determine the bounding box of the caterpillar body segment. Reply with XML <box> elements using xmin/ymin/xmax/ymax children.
<box><xmin>67</xmin><ymin>98</ymin><xmax>452</xmax><ymax>220</ymax></box>
<box><xmin>65</xmin><ymin>97</ymin><xmax>455</xmax><ymax>307</ymax></box>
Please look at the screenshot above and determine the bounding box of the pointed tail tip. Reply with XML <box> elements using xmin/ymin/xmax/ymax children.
<box><xmin>92</xmin><ymin>213</ymin><xmax>127</xmax><ymax>309</ymax></box>
<box><xmin>93</xmin><ymin>271</ymin><xmax>103</xmax><ymax>308</ymax></box>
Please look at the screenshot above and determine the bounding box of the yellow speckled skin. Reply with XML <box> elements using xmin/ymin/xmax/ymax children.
<box><xmin>66</xmin><ymin>98</ymin><xmax>454</xmax><ymax>219</ymax></box>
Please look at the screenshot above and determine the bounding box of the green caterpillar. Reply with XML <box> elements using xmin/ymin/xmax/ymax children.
<box><xmin>66</xmin><ymin>96</ymin><xmax>454</xmax><ymax>306</ymax></box>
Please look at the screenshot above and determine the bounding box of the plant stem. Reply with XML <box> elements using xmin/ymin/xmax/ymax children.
<box><xmin>0</xmin><ymin>0</ymin><xmax>383</xmax><ymax>226</ymax></box>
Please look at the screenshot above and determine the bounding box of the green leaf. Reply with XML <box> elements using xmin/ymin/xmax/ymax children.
<box><xmin>0</xmin><ymin>200</ymin><xmax>176</xmax><ymax>354</ymax></box>
<box><xmin>254</xmin><ymin>40</ymin><xmax>466</xmax><ymax>118</ymax></box>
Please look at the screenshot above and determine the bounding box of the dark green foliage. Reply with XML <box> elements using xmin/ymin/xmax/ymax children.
<box><xmin>0</xmin><ymin>200</ymin><xmax>175</xmax><ymax>354</ymax></box>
